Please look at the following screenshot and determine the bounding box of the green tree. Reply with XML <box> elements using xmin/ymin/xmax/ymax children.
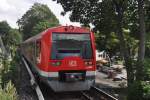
<box><xmin>17</xmin><ymin>3</ymin><xmax>59</xmax><ymax>40</ymax></box>
<box><xmin>137</xmin><ymin>0</ymin><xmax>146</xmax><ymax>70</ymax></box>
<box><xmin>0</xmin><ymin>21</ymin><xmax>11</xmax><ymax>56</ymax></box>
<box><xmin>0</xmin><ymin>21</ymin><xmax>11</xmax><ymax>36</ymax></box>
<box><xmin>31</xmin><ymin>20</ymin><xmax>59</xmax><ymax>35</ymax></box>
<box><xmin>4</xmin><ymin>29</ymin><xmax>22</xmax><ymax>57</ymax></box>
<box><xmin>0</xmin><ymin>21</ymin><xmax>11</xmax><ymax>76</ymax></box>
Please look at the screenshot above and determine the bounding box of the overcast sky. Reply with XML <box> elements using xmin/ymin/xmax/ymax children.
<box><xmin>0</xmin><ymin>0</ymin><xmax>80</xmax><ymax>28</ymax></box>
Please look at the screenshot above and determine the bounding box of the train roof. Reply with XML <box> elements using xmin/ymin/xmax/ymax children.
<box><xmin>22</xmin><ymin>25</ymin><xmax>91</xmax><ymax>43</ymax></box>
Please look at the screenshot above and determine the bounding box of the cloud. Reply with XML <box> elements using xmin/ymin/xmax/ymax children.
<box><xmin>0</xmin><ymin>0</ymin><xmax>80</xmax><ymax>28</ymax></box>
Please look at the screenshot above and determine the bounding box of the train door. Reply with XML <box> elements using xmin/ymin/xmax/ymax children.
<box><xmin>35</xmin><ymin>40</ymin><xmax>41</xmax><ymax>64</ymax></box>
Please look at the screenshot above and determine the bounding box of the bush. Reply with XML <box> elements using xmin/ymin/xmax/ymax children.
<box><xmin>128</xmin><ymin>81</ymin><xmax>143</xmax><ymax>100</ymax></box>
<box><xmin>0</xmin><ymin>52</ymin><xmax>19</xmax><ymax>99</ymax></box>
<box><xmin>0</xmin><ymin>81</ymin><xmax>18</xmax><ymax>100</ymax></box>
<box><xmin>142</xmin><ymin>58</ymin><xmax>150</xmax><ymax>99</ymax></box>
<box><xmin>142</xmin><ymin>81</ymin><xmax>150</xmax><ymax>99</ymax></box>
<box><xmin>1</xmin><ymin>52</ymin><xmax>20</xmax><ymax>88</ymax></box>
<box><xmin>144</xmin><ymin>58</ymin><xmax>150</xmax><ymax>79</ymax></box>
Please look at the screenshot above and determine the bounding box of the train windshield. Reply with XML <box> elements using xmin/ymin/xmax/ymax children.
<box><xmin>51</xmin><ymin>33</ymin><xmax>93</xmax><ymax>60</ymax></box>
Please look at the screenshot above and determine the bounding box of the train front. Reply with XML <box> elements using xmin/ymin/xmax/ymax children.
<box><xmin>47</xmin><ymin>26</ymin><xmax>96</xmax><ymax>91</ymax></box>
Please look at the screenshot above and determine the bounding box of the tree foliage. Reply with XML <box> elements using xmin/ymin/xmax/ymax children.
<box><xmin>0</xmin><ymin>21</ymin><xmax>11</xmax><ymax>36</ymax></box>
<box><xmin>6</xmin><ymin>29</ymin><xmax>22</xmax><ymax>57</ymax></box>
<box><xmin>55</xmin><ymin>0</ymin><xmax>137</xmax><ymax>56</ymax></box>
<box><xmin>0</xmin><ymin>21</ymin><xmax>11</xmax><ymax>58</ymax></box>
<box><xmin>31</xmin><ymin>20</ymin><xmax>59</xmax><ymax>35</ymax></box>
<box><xmin>0</xmin><ymin>81</ymin><xmax>18</xmax><ymax>100</ymax></box>
<box><xmin>17</xmin><ymin>3</ymin><xmax>59</xmax><ymax>40</ymax></box>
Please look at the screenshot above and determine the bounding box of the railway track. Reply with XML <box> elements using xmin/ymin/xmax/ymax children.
<box><xmin>21</xmin><ymin>56</ymin><xmax>118</xmax><ymax>100</ymax></box>
<box><xmin>22</xmin><ymin>57</ymin><xmax>44</xmax><ymax>100</ymax></box>
<box><xmin>81</xmin><ymin>86</ymin><xmax>118</xmax><ymax>100</ymax></box>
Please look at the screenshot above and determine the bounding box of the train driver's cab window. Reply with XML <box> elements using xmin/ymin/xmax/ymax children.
<box><xmin>51</xmin><ymin>33</ymin><xmax>93</xmax><ymax>60</ymax></box>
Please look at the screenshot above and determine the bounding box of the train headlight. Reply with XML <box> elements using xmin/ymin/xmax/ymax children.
<box><xmin>51</xmin><ymin>61</ymin><xmax>61</xmax><ymax>66</ymax></box>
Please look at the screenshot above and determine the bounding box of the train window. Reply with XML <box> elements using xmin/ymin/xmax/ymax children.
<box><xmin>51</xmin><ymin>33</ymin><xmax>93</xmax><ymax>60</ymax></box>
<box><xmin>36</xmin><ymin>41</ymin><xmax>41</xmax><ymax>63</ymax></box>
<box><xmin>27</xmin><ymin>43</ymin><xmax>34</xmax><ymax>61</ymax></box>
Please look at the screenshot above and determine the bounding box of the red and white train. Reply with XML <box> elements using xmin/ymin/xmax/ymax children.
<box><xmin>20</xmin><ymin>26</ymin><xmax>96</xmax><ymax>91</ymax></box>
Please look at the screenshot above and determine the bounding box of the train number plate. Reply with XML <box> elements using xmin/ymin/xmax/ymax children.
<box><xmin>68</xmin><ymin>60</ymin><xmax>77</xmax><ymax>67</ymax></box>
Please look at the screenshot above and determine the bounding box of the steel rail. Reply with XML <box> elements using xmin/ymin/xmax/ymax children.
<box><xmin>81</xmin><ymin>91</ymin><xmax>92</xmax><ymax>100</ymax></box>
<box><xmin>91</xmin><ymin>86</ymin><xmax>118</xmax><ymax>100</ymax></box>
<box><xmin>22</xmin><ymin>57</ymin><xmax>45</xmax><ymax>100</ymax></box>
